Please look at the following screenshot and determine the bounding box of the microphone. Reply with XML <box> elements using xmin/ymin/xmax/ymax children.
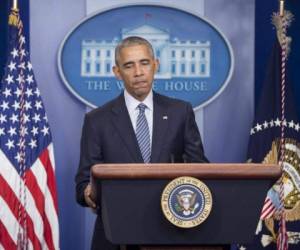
<box><xmin>182</xmin><ymin>153</ymin><xmax>189</xmax><ymax>163</ymax></box>
<box><xmin>170</xmin><ymin>153</ymin><xmax>175</xmax><ymax>163</ymax></box>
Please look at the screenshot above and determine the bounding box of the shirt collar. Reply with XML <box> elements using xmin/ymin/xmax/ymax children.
<box><xmin>124</xmin><ymin>89</ymin><xmax>153</xmax><ymax>113</ymax></box>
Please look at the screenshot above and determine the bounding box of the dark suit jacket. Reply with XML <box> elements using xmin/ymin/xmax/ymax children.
<box><xmin>75</xmin><ymin>91</ymin><xmax>208</xmax><ymax>249</ymax></box>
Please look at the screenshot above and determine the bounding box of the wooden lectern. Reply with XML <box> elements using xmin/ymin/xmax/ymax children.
<box><xmin>91</xmin><ymin>163</ymin><xmax>281</xmax><ymax>250</ymax></box>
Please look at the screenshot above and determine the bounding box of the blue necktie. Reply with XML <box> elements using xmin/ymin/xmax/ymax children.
<box><xmin>136</xmin><ymin>103</ymin><xmax>151</xmax><ymax>163</ymax></box>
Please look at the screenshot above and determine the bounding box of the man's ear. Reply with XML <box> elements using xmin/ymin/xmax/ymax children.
<box><xmin>113</xmin><ymin>65</ymin><xmax>122</xmax><ymax>80</ymax></box>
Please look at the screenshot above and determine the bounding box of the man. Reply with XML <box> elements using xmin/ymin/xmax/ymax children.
<box><xmin>75</xmin><ymin>36</ymin><xmax>209</xmax><ymax>249</ymax></box>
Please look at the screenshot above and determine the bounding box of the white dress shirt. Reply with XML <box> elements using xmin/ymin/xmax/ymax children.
<box><xmin>124</xmin><ymin>89</ymin><xmax>153</xmax><ymax>147</ymax></box>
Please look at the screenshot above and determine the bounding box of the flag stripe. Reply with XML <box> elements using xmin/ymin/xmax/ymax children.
<box><xmin>261</xmin><ymin>203</ymin><xmax>274</xmax><ymax>214</ymax></box>
<box><xmin>0</xmin><ymin>243</ymin><xmax>5</xmax><ymax>250</ymax></box>
<box><xmin>261</xmin><ymin>208</ymin><xmax>275</xmax><ymax>219</ymax></box>
<box><xmin>31</xmin><ymin>151</ymin><xmax>59</xmax><ymax>250</ymax></box>
<box><xmin>260</xmin><ymin>198</ymin><xmax>276</xmax><ymax>219</ymax></box>
<box><xmin>0</xmin><ymin>215</ymin><xmax>17</xmax><ymax>249</ymax></box>
<box><xmin>39</xmin><ymin>147</ymin><xmax>58</xmax><ymax>213</ymax></box>
<box><xmin>0</xmin><ymin>176</ymin><xmax>41</xmax><ymax>249</ymax></box>
<box><xmin>0</xmin><ymin>197</ymin><xmax>34</xmax><ymax>250</ymax></box>
<box><xmin>262</xmin><ymin>197</ymin><xmax>274</xmax><ymax>213</ymax></box>
<box><xmin>0</xmin><ymin>151</ymin><xmax>46</xmax><ymax>249</ymax></box>
<box><xmin>26</xmin><ymin>169</ymin><xmax>55</xmax><ymax>250</ymax></box>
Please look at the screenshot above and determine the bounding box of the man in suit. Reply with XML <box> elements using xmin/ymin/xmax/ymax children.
<box><xmin>75</xmin><ymin>36</ymin><xmax>209</xmax><ymax>249</ymax></box>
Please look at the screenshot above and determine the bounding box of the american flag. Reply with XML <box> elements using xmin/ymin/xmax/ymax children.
<box><xmin>0</xmin><ymin>9</ymin><xmax>59</xmax><ymax>250</ymax></box>
<box><xmin>240</xmin><ymin>11</ymin><xmax>300</xmax><ymax>250</ymax></box>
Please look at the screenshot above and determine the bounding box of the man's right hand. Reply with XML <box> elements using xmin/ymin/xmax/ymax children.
<box><xmin>84</xmin><ymin>183</ymin><xmax>97</xmax><ymax>209</ymax></box>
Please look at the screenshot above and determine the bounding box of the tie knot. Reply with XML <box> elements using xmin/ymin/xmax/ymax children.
<box><xmin>137</xmin><ymin>103</ymin><xmax>147</xmax><ymax>113</ymax></box>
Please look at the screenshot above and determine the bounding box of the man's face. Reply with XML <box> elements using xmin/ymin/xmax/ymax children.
<box><xmin>113</xmin><ymin>44</ymin><xmax>159</xmax><ymax>101</ymax></box>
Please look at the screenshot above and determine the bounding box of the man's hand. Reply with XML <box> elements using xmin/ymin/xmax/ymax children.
<box><xmin>84</xmin><ymin>183</ymin><xmax>97</xmax><ymax>209</ymax></box>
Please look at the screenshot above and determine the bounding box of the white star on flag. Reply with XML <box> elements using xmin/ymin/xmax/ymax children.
<box><xmin>9</xmin><ymin>113</ymin><xmax>18</xmax><ymax>123</ymax></box>
<box><xmin>14</xmin><ymin>87</ymin><xmax>22</xmax><ymax>97</ymax></box>
<box><xmin>23</xmin><ymin>114</ymin><xmax>30</xmax><ymax>123</ymax></box>
<box><xmin>28</xmin><ymin>139</ymin><xmax>37</xmax><ymax>149</ymax></box>
<box><xmin>19</xmin><ymin>49</ymin><xmax>26</xmax><ymax>57</ymax></box>
<box><xmin>5</xmin><ymin>139</ymin><xmax>15</xmax><ymax>149</ymax></box>
<box><xmin>32</xmin><ymin>113</ymin><xmax>41</xmax><ymax>123</ymax></box>
<box><xmin>25</xmin><ymin>88</ymin><xmax>33</xmax><ymax>97</ymax></box>
<box><xmin>27</xmin><ymin>62</ymin><xmax>33</xmax><ymax>71</ymax></box>
<box><xmin>274</xmin><ymin>118</ymin><xmax>281</xmax><ymax>126</ymax></box>
<box><xmin>16</xmin><ymin>74</ymin><xmax>25</xmax><ymax>84</ymax></box>
<box><xmin>11</xmin><ymin>48</ymin><xmax>18</xmax><ymax>58</ymax></box>
<box><xmin>3</xmin><ymin>88</ymin><xmax>12</xmax><ymax>97</ymax></box>
<box><xmin>7</xmin><ymin>61</ymin><xmax>16</xmax><ymax>71</ymax></box>
<box><xmin>5</xmin><ymin>74</ymin><xmax>14</xmax><ymax>84</ymax></box>
<box><xmin>12</xmin><ymin>101</ymin><xmax>20</xmax><ymax>110</ymax></box>
<box><xmin>31</xmin><ymin>126</ymin><xmax>38</xmax><ymax>136</ymax></box>
<box><xmin>26</xmin><ymin>74</ymin><xmax>34</xmax><ymax>84</ymax></box>
<box><xmin>41</xmin><ymin>126</ymin><xmax>50</xmax><ymax>136</ymax></box>
<box><xmin>24</xmin><ymin>101</ymin><xmax>32</xmax><ymax>110</ymax></box>
<box><xmin>8</xmin><ymin>127</ymin><xmax>17</xmax><ymax>137</ymax></box>
<box><xmin>35</xmin><ymin>88</ymin><xmax>40</xmax><ymax>97</ymax></box>
<box><xmin>0</xmin><ymin>101</ymin><xmax>9</xmax><ymax>111</ymax></box>
<box><xmin>255</xmin><ymin>123</ymin><xmax>262</xmax><ymax>131</ymax></box>
<box><xmin>35</xmin><ymin>100</ymin><xmax>42</xmax><ymax>110</ymax></box>
<box><xmin>0</xmin><ymin>114</ymin><xmax>7</xmax><ymax>123</ymax></box>
<box><xmin>14</xmin><ymin>152</ymin><xmax>23</xmax><ymax>162</ymax></box>
<box><xmin>263</xmin><ymin>121</ymin><xmax>269</xmax><ymax>128</ymax></box>
<box><xmin>0</xmin><ymin>128</ymin><xmax>5</xmax><ymax>136</ymax></box>
<box><xmin>288</xmin><ymin>120</ymin><xmax>295</xmax><ymax>128</ymax></box>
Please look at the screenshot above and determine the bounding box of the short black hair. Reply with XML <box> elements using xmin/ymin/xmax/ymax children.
<box><xmin>115</xmin><ymin>36</ymin><xmax>155</xmax><ymax>65</ymax></box>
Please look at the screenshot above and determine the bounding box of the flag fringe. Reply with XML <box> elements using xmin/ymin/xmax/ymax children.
<box><xmin>8</xmin><ymin>9</ymin><xmax>19</xmax><ymax>27</ymax></box>
<box><xmin>272</xmin><ymin>10</ymin><xmax>293</xmax><ymax>57</ymax></box>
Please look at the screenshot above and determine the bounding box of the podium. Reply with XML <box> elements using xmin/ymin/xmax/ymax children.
<box><xmin>91</xmin><ymin>163</ymin><xmax>281</xmax><ymax>250</ymax></box>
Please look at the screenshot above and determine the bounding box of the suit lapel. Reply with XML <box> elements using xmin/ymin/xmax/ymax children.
<box><xmin>111</xmin><ymin>94</ymin><xmax>143</xmax><ymax>162</ymax></box>
<box><xmin>151</xmin><ymin>93</ymin><xmax>169</xmax><ymax>162</ymax></box>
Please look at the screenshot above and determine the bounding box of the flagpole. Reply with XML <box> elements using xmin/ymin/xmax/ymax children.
<box><xmin>277</xmin><ymin>0</ymin><xmax>289</xmax><ymax>249</ymax></box>
<box><xmin>279</xmin><ymin>0</ymin><xmax>285</xmax><ymax>17</ymax></box>
<box><xmin>9</xmin><ymin>1</ymin><xmax>28</xmax><ymax>248</ymax></box>
<box><xmin>9</xmin><ymin>0</ymin><xmax>19</xmax><ymax>26</ymax></box>
<box><xmin>12</xmin><ymin>0</ymin><xmax>18</xmax><ymax>10</ymax></box>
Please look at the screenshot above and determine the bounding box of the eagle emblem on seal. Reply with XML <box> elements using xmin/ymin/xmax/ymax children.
<box><xmin>176</xmin><ymin>189</ymin><xmax>199</xmax><ymax>216</ymax></box>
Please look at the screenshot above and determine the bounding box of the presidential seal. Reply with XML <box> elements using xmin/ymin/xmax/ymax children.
<box><xmin>256</xmin><ymin>138</ymin><xmax>300</xmax><ymax>247</ymax></box>
<box><xmin>161</xmin><ymin>176</ymin><xmax>212</xmax><ymax>228</ymax></box>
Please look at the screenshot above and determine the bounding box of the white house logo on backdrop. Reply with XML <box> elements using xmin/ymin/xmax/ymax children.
<box><xmin>81</xmin><ymin>25</ymin><xmax>211</xmax><ymax>79</ymax></box>
<box><xmin>58</xmin><ymin>5</ymin><xmax>233</xmax><ymax>109</ymax></box>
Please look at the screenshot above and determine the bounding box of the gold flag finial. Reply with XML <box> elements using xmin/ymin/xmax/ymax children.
<box><xmin>8</xmin><ymin>0</ymin><xmax>19</xmax><ymax>26</ymax></box>
<box><xmin>272</xmin><ymin>3</ymin><xmax>294</xmax><ymax>57</ymax></box>
<box><xmin>12</xmin><ymin>0</ymin><xmax>18</xmax><ymax>11</ymax></box>
<box><xmin>279</xmin><ymin>0</ymin><xmax>285</xmax><ymax>17</ymax></box>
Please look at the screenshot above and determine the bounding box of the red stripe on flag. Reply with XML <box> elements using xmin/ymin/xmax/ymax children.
<box><xmin>39</xmin><ymin>148</ymin><xmax>59</xmax><ymax>213</ymax></box>
<box><xmin>0</xmin><ymin>219</ymin><xmax>17</xmax><ymax>250</ymax></box>
<box><xmin>260</xmin><ymin>198</ymin><xmax>275</xmax><ymax>219</ymax></box>
<box><xmin>261</xmin><ymin>209</ymin><xmax>275</xmax><ymax>220</ymax></box>
<box><xmin>261</xmin><ymin>202</ymin><xmax>273</xmax><ymax>214</ymax></box>
<box><xmin>0</xmin><ymin>175</ymin><xmax>41</xmax><ymax>250</ymax></box>
<box><xmin>26</xmin><ymin>169</ymin><xmax>55</xmax><ymax>250</ymax></box>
